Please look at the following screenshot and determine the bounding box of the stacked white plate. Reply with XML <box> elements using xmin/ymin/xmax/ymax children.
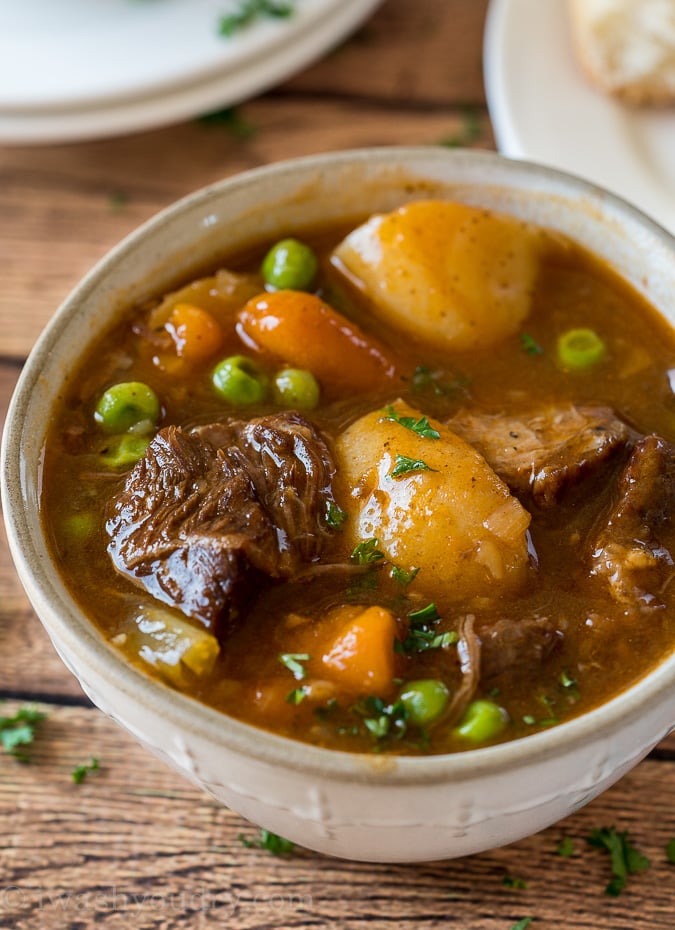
<box><xmin>0</xmin><ymin>0</ymin><xmax>383</xmax><ymax>144</ymax></box>
<box><xmin>484</xmin><ymin>0</ymin><xmax>675</xmax><ymax>235</ymax></box>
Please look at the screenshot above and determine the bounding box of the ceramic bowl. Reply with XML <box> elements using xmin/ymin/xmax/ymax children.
<box><xmin>3</xmin><ymin>148</ymin><xmax>675</xmax><ymax>862</ymax></box>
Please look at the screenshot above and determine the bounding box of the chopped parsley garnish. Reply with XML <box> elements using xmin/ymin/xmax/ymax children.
<box><xmin>398</xmin><ymin>603</ymin><xmax>457</xmax><ymax>654</ymax></box>
<box><xmin>510</xmin><ymin>920</ymin><xmax>533</xmax><ymax>930</ymax></box>
<box><xmin>346</xmin><ymin>570</ymin><xmax>379</xmax><ymax>600</ymax></box>
<box><xmin>559</xmin><ymin>669</ymin><xmax>580</xmax><ymax>702</ymax></box>
<box><xmin>411</xmin><ymin>364</ymin><xmax>469</xmax><ymax>396</ymax></box>
<box><xmin>390</xmin><ymin>565</ymin><xmax>420</xmax><ymax>588</ymax></box>
<box><xmin>380</xmin><ymin>405</ymin><xmax>440</xmax><ymax>440</ymax></box>
<box><xmin>72</xmin><ymin>757</ymin><xmax>100</xmax><ymax>784</ymax></box>
<box><xmin>0</xmin><ymin>706</ymin><xmax>47</xmax><ymax>761</ymax></box>
<box><xmin>219</xmin><ymin>0</ymin><xmax>294</xmax><ymax>37</ymax></box>
<box><xmin>535</xmin><ymin>695</ymin><xmax>559</xmax><ymax>726</ymax></box>
<box><xmin>557</xmin><ymin>836</ymin><xmax>575</xmax><ymax>857</ymax></box>
<box><xmin>502</xmin><ymin>875</ymin><xmax>528</xmax><ymax>890</ymax></box>
<box><xmin>351</xmin><ymin>538</ymin><xmax>385</xmax><ymax>565</ymax></box>
<box><xmin>353</xmin><ymin>696</ymin><xmax>408</xmax><ymax>742</ymax></box>
<box><xmin>559</xmin><ymin>670</ymin><xmax>577</xmax><ymax>689</ymax></box>
<box><xmin>278</xmin><ymin>653</ymin><xmax>311</xmax><ymax>680</ymax></box>
<box><xmin>326</xmin><ymin>501</ymin><xmax>347</xmax><ymax>528</ymax></box>
<box><xmin>314</xmin><ymin>698</ymin><xmax>338</xmax><ymax>720</ymax></box>
<box><xmin>286</xmin><ymin>686</ymin><xmax>309</xmax><ymax>705</ymax></box>
<box><xmin>408</xmin><ymin>602</ymin><xmax>440</xmax><ymax>624</ymax></box>
<box><xmin>238</xmin><ymin>828</ymin><xmax>295</xmax><ymax>856</ymax></box>
<box><xmin>522</xmin><ymin>694</ymin><xmax>559</xmax><ymax>727</ymax></box>
<box><xmin>390</xmin><ymin>454</ymin><xmax>437</xmax><ymax>478</ymax></box>
<box><xmin>586</xmin><ymin>826</ymin><xmax>651</xmax><ymax>896</ymax></box>
<box><xmin>520</xmin><ymin>332</ymin><xmax>543</xmax><ymax>355</ymax></box>
<box><xmin>666</xmin><ymin>839</ymin><xmax>675</xmax><ymax>864</ymax></box>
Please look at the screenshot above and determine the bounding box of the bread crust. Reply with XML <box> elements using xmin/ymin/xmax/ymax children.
<box><xmin>568</xmin><ymin>0</ymin><xmax>675</xmax><ymax>106</ymax></box>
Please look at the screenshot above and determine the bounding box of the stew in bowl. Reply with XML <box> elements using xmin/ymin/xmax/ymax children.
<box><xmin>42</xmin><ymin>194</ymin><xmax>675</xmax><ymax>756</ymax></box>
<box><xmin>4</xmin><ymin>149</ymin><xmax>675</xmax><ymax>861</ymax></box>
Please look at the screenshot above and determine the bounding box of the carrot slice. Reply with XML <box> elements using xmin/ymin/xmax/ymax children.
<box><xmin>320</xmin><ymin>605</ymin><xmax>400</xmax><ymax>695</ymax></box>
<box><xmin>237</xmin><ymin>290</ymin><xmax>403</xmax><ymax>394</ymax></box>
<box><xmin>166</xmin><ymin>303</ymin><xmax>224</xmax><ymax>361</ymax></box>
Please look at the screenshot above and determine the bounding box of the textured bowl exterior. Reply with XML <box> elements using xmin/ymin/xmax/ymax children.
<box><xmin>3</xmin><ymin>148</ymin><xmax>675</xmax><ymax>862</ymax></box>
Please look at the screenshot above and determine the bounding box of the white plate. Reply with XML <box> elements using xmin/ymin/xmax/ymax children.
<box><xmin>0</xmin><ymin>0</ymin><xmax>383</xmax><ymax>144</ymax></box>
<box><xmin>483</xmin><ymin>0</ymin><xmax>675</xmax><ymax>234</ymax></box>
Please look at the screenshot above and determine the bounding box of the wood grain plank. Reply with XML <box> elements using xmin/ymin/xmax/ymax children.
<box><xmin>2</xmin><ymin>1</ymin><xmax>673</xmax><ymax>926</ymax></box>
<box><xmin>0</xmin><ymin>703</ymin><xmax>673</xmax><ymax>929</ymax></box>
<box><xmin>0</xmin><ymin>603</ymin><xmax>88</xmax><ymax>702</ymax></box>
<box><xmin>286</xmin><ymin>0</ymin><xmax>490</xmax><ymax>104</ymax></box>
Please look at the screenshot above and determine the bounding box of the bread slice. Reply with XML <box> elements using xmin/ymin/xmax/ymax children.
<box><xmin>569</xmin><ymin>0</ymin><xmax>675</xmax><ymax>105</ymax></box>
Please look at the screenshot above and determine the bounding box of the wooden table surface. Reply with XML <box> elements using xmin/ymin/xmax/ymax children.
<box><xmin>1</xmin><ymin>2</ymin><xmax>674</xmax><ymax>928</ymax></box>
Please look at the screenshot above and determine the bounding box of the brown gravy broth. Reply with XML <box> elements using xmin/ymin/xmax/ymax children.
<box><xmin>42</xmin><ymin>208</ymin><xmax>675</xmax><ymax>755</ymax></box>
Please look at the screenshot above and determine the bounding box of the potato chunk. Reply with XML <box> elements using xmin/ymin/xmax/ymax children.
<box><xmin>331</xmin><ymin>200</ymin><xmax>544</xmax><ymax>352</ymax></box>
<box><xmin>334</xmin><ymin>401</ymin><xmax>532</xmax><ymax>603</ymax></box>
<box><xmin>118</xmin><ymin>605</ymin><xmax>220</xmax><ymax>688</ymax></box>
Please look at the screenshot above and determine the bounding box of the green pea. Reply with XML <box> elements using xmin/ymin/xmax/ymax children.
<box><xmin>557</xmin><ymin>328</ymin><xmax>607</xmax><ymax>370</ymax></box>
<box><xmin>261</xmin><ymin>238</ymin><xmax>318</xmax><ymax>291</ymax></box>
<box><xmin>212</xmin><ymin>355</ymin><xmax>269</xmax><ymax>405</ymax></box>
<box><xmin>273</xmin><ymin>368</ymin><xmax>320</xmax><ymax>410</ymax></box>
<box><xmin>100</xmin><ymin>434</ymin><xmax>150</xmax><ymax>468</ymax></box>
<box><xmin>61</xmin><ymin>512</ymin><xmax>97</xmax><ymax>543</ymax></box>
<box><xmin>399</xmin><ymin>679</ymin><xmax>450</xmax><ymax>727</ymax></box>
<box><xmin>454</xmin><ymin>699</ymin><xmax>509</xmax><ymax>743</ymax></box>
<box><xmin>95</xmin><ymin>381</ymin><xmax>160</xmax><ymax>434</ymax></box>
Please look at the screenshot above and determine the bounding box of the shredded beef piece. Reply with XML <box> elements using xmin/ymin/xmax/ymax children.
<box><xmin>450</xmin><ymin>404</ymin><xmax>630</xmax><ymax>508</ymax></box>
<box><xmin>590</xmin><ymin>434</ymin><xmax>675</xmax><ymax>610</ymax></box>
<box><xmin>106</xmin><ymin>412</ymin><xmax>337</xmax><ymax>632</ymax></box>
<box><xmin>444</xmin><ymin>614</ymin><xmax>482</xmax><ymax>724</ymax></box>
<box><xmin>476</xmin><ymin>614</ymin><xmax>565</xmax><ymax>680</ymax></box>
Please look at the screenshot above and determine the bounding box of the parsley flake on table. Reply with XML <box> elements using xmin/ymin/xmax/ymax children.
<box><xmin>198</xmin><ymin>106</ymin><xmax>257</xmax><ymax>139</ymax></box>
<box><xmin>557</xmin><ymin>836</ymin><xmax>575</xmax><ymax>857</ymax></box>
<box><xmin>439</xmin><ymin>106</ymin><xmax>482</xmax><ymax>148</ymax></box>
<box><xmin>586</xmin><ymin>826</ymin><xmax>651</xmax><ymax>895</ymax></box>
<box><xmin>380</xmin><ymin>405</ymin><xmax>440</xmax><ymax>440</ymax></box>
<box><xmin>390</xmin><ymin>454</ymin><xmax>437</xmax><ymax>478</ymax></box>
<box><xmin>72</xmin><ymin>757</ymin><xmax>100</xmax><ymax>784</ymax></box>
<box><xmin>107</xmin><ymin>190</ymin><xmax>129</xmax><ymax>212</ymax></box>
<box><xmin>238</xmin><ymin>828</ymin><xmax>295</xmax><ymax>856</ymax></box>
<box><xmin>510</xmin><ymin>920</ymin><xmax>533</xmax><ymax>930</ymax></box>
<box><xmin>502</xmin><ymin>874</ymin><xmax>528</xmax><ymax>889</ymax></box>
<box><xmin>0</xmin><ymin>706</ymin><xmax>47</xmax><ymax>762</ymax></box>
<box><xmin>667</xmin><ymin>838</ymin><xmax>675</xmax><ymax>864</ymax></box>
<box><xmin>218</xmin><ymin>0</ymin><xmax>294</xmax><ymax>38</ymax></box>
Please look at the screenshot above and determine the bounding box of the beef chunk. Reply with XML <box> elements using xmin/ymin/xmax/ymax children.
<box><xmin>477</xmin><ymin>614</ymin><xmax>564</xmax><ymax>680</ymax></box>
<box><xmin>107</xmin><ymin>412</ymin><xmax>337</xmax><ymax>632</ymax></box>
<box><xmin>450</xmin><ymin>404</ymin><xmax>630</xmax><ymax>508</ymax></box>
<box><xmin>590</xmin><ymin>434</ymin><xmax>675</xmax><ymax>610</ymax></box>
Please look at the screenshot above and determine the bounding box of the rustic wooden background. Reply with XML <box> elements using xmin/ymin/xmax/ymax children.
<box><xmin>1</xmin><ymin>1</ymin><xmax>674</xmax><ymax>928</ymax></box>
